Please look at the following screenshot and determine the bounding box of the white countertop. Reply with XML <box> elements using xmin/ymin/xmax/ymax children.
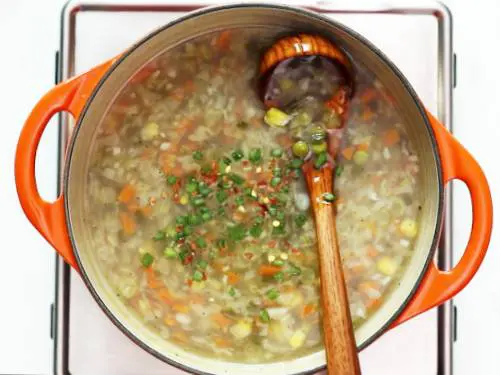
<box><xmin>0</xmin><ymin>0</ymin><xmax>498</xmax><ymax>374</ymax></box>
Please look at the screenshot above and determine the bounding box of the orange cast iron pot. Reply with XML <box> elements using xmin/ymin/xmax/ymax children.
<box><xmin>13</xmin><ymin>4</ymin><xmax>493</xmax><ymax>375</ymax></box>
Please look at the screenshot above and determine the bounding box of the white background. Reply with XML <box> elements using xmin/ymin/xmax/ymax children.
<box><xmin>0</xmin><ymin>0</ymin><xmax>498</xmax><ymax>374</ymax></box>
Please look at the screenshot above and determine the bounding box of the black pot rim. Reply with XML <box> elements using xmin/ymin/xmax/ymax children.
<box><xmin>63</xmin><ymin>3</ymin><xmax>444</xmax><ymax>375</ymax></box>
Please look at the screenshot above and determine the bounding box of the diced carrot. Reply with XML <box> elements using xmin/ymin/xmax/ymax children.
<box><xmin>367</xmin><ymin>245</ymin><xmax>378</xmax><ymax>257</ymax></box>
<box><xmin>216</xmin><ymin>30</ymin><xmax>232</xmax><ymax>50</ymax></box>
<box><xmin>141</xmin><ymin>147</ymin><xmax>155</xmax><ymax>160</ymax></box>
<box><xmin>118</xmin><ymin>184</ymin><xmax>136</xmax><ymax>204</ymax></box>
<box><xmin>189</xmin><ymin>294</ymin><xmax>205</xmax><ymax>304</ymax></box>
<box><xmin>341</xmin><ymin>147</ymin><xmax>355</xmax><ymax>160</ymax></box>
<box><xmin>214</xmin><ymin>337</ymin><xmax>231</xmax><ymax>348</ymax></box>
<box><xmin>119</xmin><ymin>212</ymin><xmax>136</xmax><ymax>235</ymax></box>
<box><xmin>164</xmin><ymin>315</ymin><xmax>176</xmax><ymax>327</ymax></box>
<box><xmin>371</xmin><ymin>175</ymin><xmax>383</xmax><ymax>186</ymax></box>
<box><xmin>258</xmin><ymin>265</ymin><xmax>282</xmax><ymax>276</ymax></box>
<box><xmin>184</xmin><ymin>80</ymin><xmax>195</xmax><ymax>93</ymax></box>
<box><xmin>157</xmin><ymin>288</ymin><xmax>175</xmax><ymax>305</ymax></box>
<box><xmin>302</xmin><ymin>304</ymin><xmax>316</xmax><ymax>318</ymax></box>
<box><xmin>172</xmin><ymin>304</ymin><xmax>190</xmax><ymax>313</ymax></box>
<box><xmin>383</xmin><ymin>129</ymin><xmax>401</xmax><ymax>147</ymax></box>
<box><xmin>334</xmin><ymin>197</ymin><xmax>345</xmax><ymax>206</ymax></box>
<box><xmin>359</xmin><ymin>281</ymin><xmax>379</xmax><ymax>295</ymax></box>
<box><xmin>227</xmin><ymin>272</ymin><xmax>241</xmax><ymax>285</ymax></box>
<box><xmin>351</xmin><ymin>264</ymin><xmax>365</xmax><ymax>274</ymax></box>
<box><xmin>366</xmin><ymin>298</ymin><xmax>382</xmax><ymax>310</ymax></box>
<box><xmin>362</xmin><ymin>110</ymin><xmax>374</xmax><ymax>121</ymax></box>
<box><xmin>211</xmin><ymin>313</ymin><xmax>233</xmax><ymax>328</ymax></box>
<box><xmin>129</xmin><ymin>65</ymin><xmax>157</xmax><ymax>84</ymax></box>
<box><xmin>141</xmin><ymin>206</ymin><xmax>153</xmax><ymax>217</ymax></box>
<box><xmin>145</xmin><ymin>268</ymin><xmax>164</xmax><ymax>289</ymax></box>
<box><xmin>357</xmin><ymin>143</ymin><xmax>370</xmax><ymax>151</ymax></box>
<box><xmin>127</xmin><ymin>201</ymin><xmax>140</xmax><ymax>213</ymax></box>
<box><xmin>172</xmin><ymin>330</ymin><xmax>188</xmax><ymax>343</ymax></box>
<box><xmin>360</xmin><ymin>88</ymin><xmax>378</xmax><ymax>103</ymax></box>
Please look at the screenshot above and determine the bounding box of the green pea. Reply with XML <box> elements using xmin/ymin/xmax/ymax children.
<box><xmin>140</xmin><ymin>252</ymin><xmax>154</xmax><ymax>267</ymax></box>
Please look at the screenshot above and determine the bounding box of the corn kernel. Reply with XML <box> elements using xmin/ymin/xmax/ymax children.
<box><xmin>179</xmin><ymin>195</ymin><xmax>189</xmax><ymax>205</ymax></box>
<box><xmin>141</xmin><ymin>122</ymin><xmax>159</xmax><ymax>141</ymax></box>
<box><xmin>289</xmin><ymin>330</ymin><xmax>306</xmax><ymax>349</ymax></box>
<box><xmin>400</xmin><ymin>218</ymin><xmax>418</xmax><ymax>238</ymax></box>
<box><xmin>377</xmin><ymin>256</ymin><xmax>397</xmax><ymax>276</ymax></box>
<box><xmin>230</xmin><ymin>321</ymin><xmax>252</xmax><ymax>339</ymax></box>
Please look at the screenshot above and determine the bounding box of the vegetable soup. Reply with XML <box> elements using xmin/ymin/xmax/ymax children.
<box><xmin>85</xmin><ymin>28</ymin><xmax>421</xmax><ymax>362</ymax></box>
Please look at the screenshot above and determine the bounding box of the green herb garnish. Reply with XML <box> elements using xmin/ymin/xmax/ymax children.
<box><xmin>166</xmin><ymin>175</ymin><xmax>178</xmax><ymax>185</ymax></box>
<box><xmin>232</xmin><ymin>149</ymin><xmax>244</xmax><ymax>161</ymax></box>
<box><xmin>153</xmin><ymin>230</ymin><xmax>166</xmax><ymax>241</ymax></box>
<box><xmin>266</xmin><ymin>288</ymin><xmax>280</xmax><ymax>300</ymax></box>
<box><xmin>259</xmin><ymin>309</ymin><xmax>271</xmax><ymax>323</ymax></box>
<box><xmin>228</xmin><ymin>224</ymin><xmax>247</xmax><ymax>242</ymax></box>
<box><xmin>192</xmin><ymin>150</ymin><xmax>204</xmax><ymax>161</ymax></box>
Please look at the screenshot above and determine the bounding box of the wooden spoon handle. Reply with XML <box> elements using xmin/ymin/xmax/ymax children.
<box><xmin>305</xmin><ymin>164</ymin><xmax>361</xmax><ymax>375</ymax></box>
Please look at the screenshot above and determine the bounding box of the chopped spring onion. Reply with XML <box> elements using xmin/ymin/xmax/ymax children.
<box><xmin>259</xmin><ymin>309</ymin><xmax>271</xmax><ymax>323</ymax></box>
<box><xmin>249</xmin><ymin>148</ymin><xmax>262</xmax><ymax>164</ymax></box>
<box><xmin>314</xmin><ymin>152</ymin><xmax>328</xmax><ymax>169</ymax></box>
<box><xmin>153</xmin><ymin>230</ymin><xmax>166</xmax><ymax>241</ymax></box>
<box><xmin>322</xmin><ymin>192</ymin><xmax>336</xmax><ymax>202</ymax></box>
<box><xmin>192</xmin><ymin>150</ymin><xmax>204</xmax><ymax>161</ymax></box>
<box><xmin>193</xmin><ymin>270</ymin><xmax>204</xmax><ymax>282</ymax></box>
<box><xmin>166</xmin><ymin>175</ymin><xmax>178</xmax><ymax>185</ymax></box>
<box><xmin>335</xmin><ymin>164</ymin><xmax>344</xmax><ymax>176</ymax></box>
<box><xmin>289</xmin><ymin>158</ymin><xmax>303</xmax><ymax>169</ymax></box>
<box><xmin>266</xmin><ymin>288</ymin><xmax>280</xmax><ymax>300</ymax></box>
<box><xmin>231</xmin><ymin>149</ymin><xmax>244</xmax><ymax>161</ymax></box>
<box><xmin>273</xmin><ymin>271</ymin><xmax>285</xmax><ymax>282</ymax></box>
<box><xmin>271</xmin><ymin>148</ymin><xmax>283</xmax><ymax>158</ymax></box>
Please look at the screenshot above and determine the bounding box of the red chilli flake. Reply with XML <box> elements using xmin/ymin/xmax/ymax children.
<box><xmin>267</xmin><ymin>240</ymin><xmax>277</xmax><ymax>249</ymax></box>
<box><xmin>183</xmin><ymin>255</ymin><xmax>194</xmax><ymax>265</ymax></box>
<box><xmin>244</xmin><ymin>252</ymin><xmax>254</xmax><ymax>260</ymax></box>
<box><xmin>186</xmin><ymin>279</ymin><xmax>193</xmax><ymax>287</ymax></box>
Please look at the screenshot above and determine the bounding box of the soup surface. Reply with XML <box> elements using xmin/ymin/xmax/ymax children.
<box><xmin>85</xmin><ymin>29</ymin><xmax>421</xmax><ymax>362</ymax></box>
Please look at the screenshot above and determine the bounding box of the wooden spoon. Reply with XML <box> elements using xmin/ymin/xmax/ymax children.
<box><xmin>260</xmin><ymin>35</ymin><xmax>361</xmax><ymax>375</ymax></box>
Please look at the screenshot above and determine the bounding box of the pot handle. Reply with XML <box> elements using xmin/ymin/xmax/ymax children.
<box><xmin>15</xmin><ymin>59</ymin><xmax>116</xmax><ymax>271</ymax></box>
<box><xmin>392</xmin><ymin>111</ymin><xmax>493</xmax><ymax>327</ymax></box>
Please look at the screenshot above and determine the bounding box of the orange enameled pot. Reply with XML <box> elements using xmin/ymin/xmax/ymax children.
<box><xmin>14</xmin><ymin>4</ymin><xmax>492</xmax><ymax>375</ymax></box>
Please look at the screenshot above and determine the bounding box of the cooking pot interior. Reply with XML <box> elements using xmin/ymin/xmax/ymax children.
<box><xmin>64</xmin><ymin>5</ymin><xmax>442</xmax><ymax>374</ymax></box>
